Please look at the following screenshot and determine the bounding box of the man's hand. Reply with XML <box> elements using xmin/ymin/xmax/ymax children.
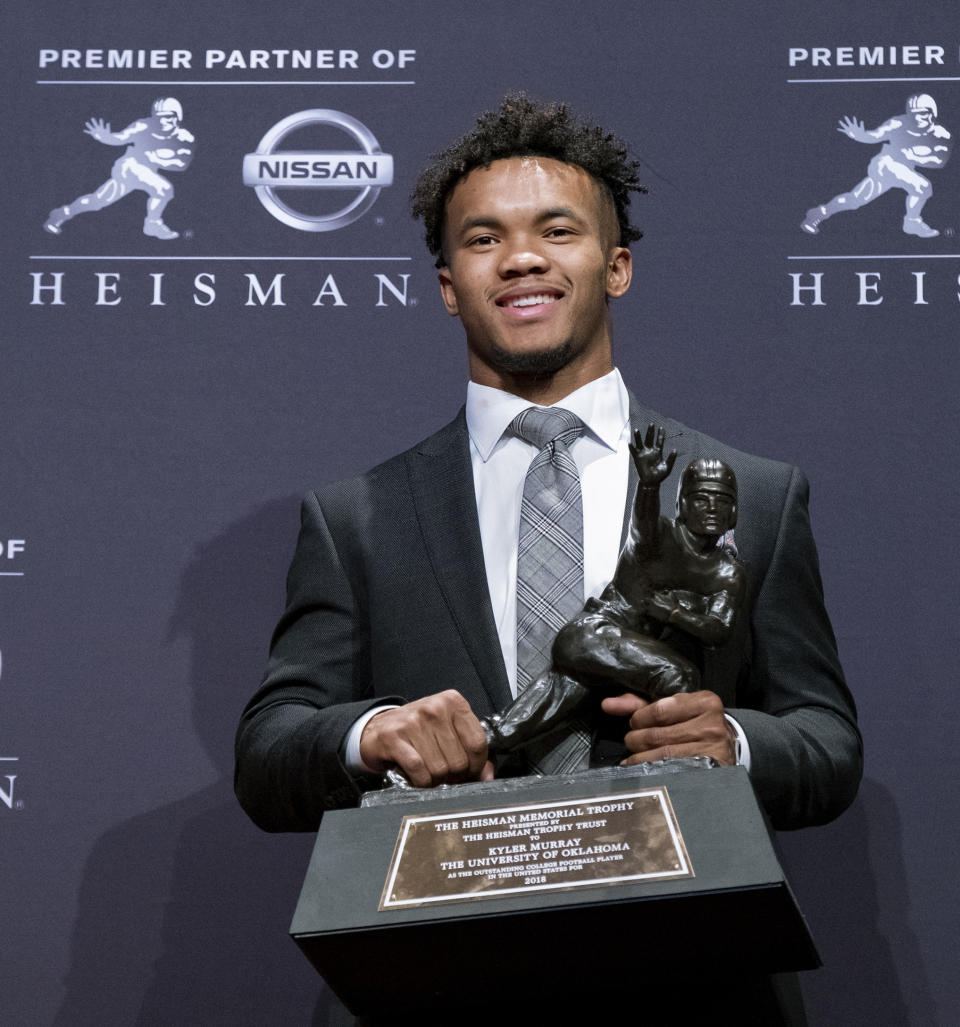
<box><xmin>600</xmin><ymin>690</ymin><xmax>736</xmax><ymax>766</ymax></box>
<box><xmin>359</xmin><ymin>690</ymin><xmax>493</xmax><ymax>787</ymax></box>
<box><xmin>629</xmin><ymin>423</ymin><xmax>677</xmax><ymax>486</ymax></box>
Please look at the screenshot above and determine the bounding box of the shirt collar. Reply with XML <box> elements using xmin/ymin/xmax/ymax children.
<box><xmin>466</xmin><ymin>368</ymin><xmax>630</xmax><ymax>462</ymax></box>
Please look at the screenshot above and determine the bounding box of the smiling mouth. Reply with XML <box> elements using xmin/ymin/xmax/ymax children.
<box><xmin>497</xmin><ymin>292</ymin><xmax>561</xmax><ymax>309</ymax></box>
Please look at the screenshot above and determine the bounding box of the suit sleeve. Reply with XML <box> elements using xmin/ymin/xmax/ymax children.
<box><xmin>728</xmin><ymin>467</ymin><xmax>862</xmax><ymax>830</ymax></box>
<box><xmin>234</xmin><ymin>492</ymin><xmax>400</xmax><ymax>832</ymax></box>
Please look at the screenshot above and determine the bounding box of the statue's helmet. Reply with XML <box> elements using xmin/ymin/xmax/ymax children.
<box><xmin>152</xmin><ymin>97</ymin><xmax>184</xmax><ymax>121</ymax></box>
<box><xmin>678</xmin><ymin>458</ymin><xmax>738</xmax><ymax>532</ymax></box>
<box><xmin>907</xmin><ymin>94</ymin><xmax>937</xmax><ymax>118</ymax></box>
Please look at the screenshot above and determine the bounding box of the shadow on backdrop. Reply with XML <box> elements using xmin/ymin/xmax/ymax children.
<box><xmin>779</xmin><ymin>777</ymin><xmax>936</xmax><ymax>1027</ymax></box>
<box><xmin>54</xmin><ymin>496</ymin><xmax>336</xmax><ymax>1025</ymax></box>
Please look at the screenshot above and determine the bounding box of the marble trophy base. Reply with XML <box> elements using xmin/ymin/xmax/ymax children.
<box><xmin>291</xmin><ymin>762</ymin><xmax>819</xmax><ymax>1018</ymax></box>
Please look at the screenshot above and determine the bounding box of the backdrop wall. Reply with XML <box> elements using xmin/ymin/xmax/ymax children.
<box><xmin>3</xmin><ymin>2</ymin><xmax>957</xmax><ymax>1023</ymax></box>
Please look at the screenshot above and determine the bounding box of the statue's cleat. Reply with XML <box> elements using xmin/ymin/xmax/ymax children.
<box><xmin>903</xmin><ymin>216</ymin><xmax>939</xmax><ymax>239</ymax></box>
<box><xmin>143</xmin><ymin>218</ymin><xmax>179</xmax><ymax>240</ymax></box>
<box><xmin>478</xmin><ymin>714</ymin><xmax>502</xmax><ymax>748</ymax></box>
<box><xmin>44</xmin><ymin>207</ymin><xmax>69</xmax><ymax>234</ymax></box>
<box><xmin>383</xmin><ymin>767</ymin><xmax>414</xmax><ymax>790</ymax></box>
<box><xmin>801</xmin><ymin>205</ymin><xmax>828</xmax><ymax>234</ymax></box>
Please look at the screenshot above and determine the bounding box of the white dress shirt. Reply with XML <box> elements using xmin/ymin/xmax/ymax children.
<box><xmin>346</xmin><ymin>368</ymin><xmax>749</xmax><ymax>770</ymax></box>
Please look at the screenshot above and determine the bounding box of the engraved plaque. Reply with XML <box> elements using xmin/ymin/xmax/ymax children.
<box><xmin>379</xmin><ymin>787</ymin><xmax>692</xmax><ymax>909</ymax></box>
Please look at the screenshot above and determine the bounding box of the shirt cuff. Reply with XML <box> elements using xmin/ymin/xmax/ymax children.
<box><xmin>343</xmin><ymin>704</ymin><xmax>401</xmax><ymax>774</ymax></box>
<box><xmin>724</xmin><ymin>713</ymin><xmax>752</xmax><ymax>772</ymax></box>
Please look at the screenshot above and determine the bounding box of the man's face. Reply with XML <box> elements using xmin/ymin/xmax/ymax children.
<box><xmin>679</xmin><ymin>482</ymin><xmax>737</xmax><ymax>538</ymax></box>
<box><xmin>438</xmin><ymin>157</ymin><xmax>631</xmax><ymax>391</ymax></box>
<box><xmin>158</xmin><ymin>112</ymin><xmax>179</xmax><ymax>133</ymax></box>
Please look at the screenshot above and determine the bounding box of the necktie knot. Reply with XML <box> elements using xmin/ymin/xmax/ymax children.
<box><xmin>510</xmin><ymin>407</ymin><xmax>585</xmax><ymax>452</ymax></box>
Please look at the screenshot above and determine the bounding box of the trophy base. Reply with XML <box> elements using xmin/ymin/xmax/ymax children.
<box><xmin>293</xmin><ymin>763</ymin><xmax>818</xmax><ymax>1019</ymax></box>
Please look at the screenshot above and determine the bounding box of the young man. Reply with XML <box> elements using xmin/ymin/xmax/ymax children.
<box><xmin>235</xmin><ymin>95</ymin><xmax>861</xmax><ymax>835</ymax></box>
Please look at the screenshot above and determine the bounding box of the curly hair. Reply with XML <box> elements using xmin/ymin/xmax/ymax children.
<box><xmin>411</xmin><ymin>93</ymin><xmax>646</xmax><ymax>267</ymax></box>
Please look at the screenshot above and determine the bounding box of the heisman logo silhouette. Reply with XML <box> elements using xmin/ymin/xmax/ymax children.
<box><xmin>802</xmin><ymin>94</ymin><xmax>951</xmax><ymax>239</ymax></box>
<box><xmin>44</xmin><ymin>97</ymin><xmax>195</xmax><ymax>241</ymax></box>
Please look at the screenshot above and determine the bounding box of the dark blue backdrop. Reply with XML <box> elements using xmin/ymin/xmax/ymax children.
<box><xmin>3</xmin><ymin>2</ymin><xmax>957</xmax><ymax>1023</ymax></box>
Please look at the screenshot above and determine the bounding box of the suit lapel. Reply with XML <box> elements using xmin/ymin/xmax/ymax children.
<box><xmin>404</xmin><ymin>410</ymin><xmax>513</xmax><ymax>712</ymax></box>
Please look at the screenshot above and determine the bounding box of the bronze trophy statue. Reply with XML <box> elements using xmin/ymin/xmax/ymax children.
<box><xmin>482</xmin><ymin>423</ymin><xmax>744</xmax><ymax>767</ymax></box>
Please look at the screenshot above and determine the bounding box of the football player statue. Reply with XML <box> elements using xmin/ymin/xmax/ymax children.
<box><xmin>481</xmin><ymin>424</ymin><xmax>745</xmax><ymax>770</ymax></box>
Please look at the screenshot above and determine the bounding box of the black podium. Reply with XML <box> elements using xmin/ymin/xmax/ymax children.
<box><xmin>291</xmin><ymin>763</ymin><xmax>818</xmax><ymax>1019</ymax></box>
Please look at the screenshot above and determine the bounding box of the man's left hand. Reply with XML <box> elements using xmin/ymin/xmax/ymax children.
<box><xmin>600</xmin><ymin>690</ymin><xmax>736</xmax><ymax>766</ymax></box>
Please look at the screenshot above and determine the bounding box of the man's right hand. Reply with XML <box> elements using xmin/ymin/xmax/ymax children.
<box><xmin>359</xmin><ymin>690</ymin><xmax>493</xmax><ymax>787</ymax></box>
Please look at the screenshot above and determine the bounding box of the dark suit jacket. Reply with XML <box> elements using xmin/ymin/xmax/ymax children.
<box><xmin>235</xmin><ymin>398</ymin><xmax>862</xmax><ymax>832</ymax></box>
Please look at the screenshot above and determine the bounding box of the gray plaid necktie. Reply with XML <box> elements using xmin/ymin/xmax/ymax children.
<box><xmin>512</xmin><ymin>406</ymin><xmax>592</xmax><ymax>774</ymax></box>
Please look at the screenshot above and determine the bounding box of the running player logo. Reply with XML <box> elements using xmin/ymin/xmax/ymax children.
<box><xmin>44</xmin><ymin>98</ymin><xmax>195</xmax><ymax>240</ymax></box>
<box><xmin>802</xmin><ymin>94</ymin><xmax>951</xmax><ymax>239</ymax></box>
